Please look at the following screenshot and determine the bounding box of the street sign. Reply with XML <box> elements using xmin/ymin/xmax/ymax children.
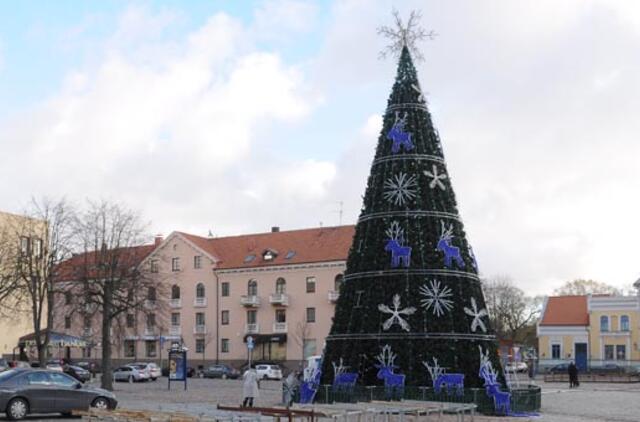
<box><xmin>247</xmin><ymin>336</ymin><xmax>254</xmax><ymax>350</ymax></box>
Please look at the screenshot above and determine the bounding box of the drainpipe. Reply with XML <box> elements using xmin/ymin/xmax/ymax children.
<box><xmin>214</xmin><ymin>268</ymin><xmax>220</xmax><ymax>364</ymax></box>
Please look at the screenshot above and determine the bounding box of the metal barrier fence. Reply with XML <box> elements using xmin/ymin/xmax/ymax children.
<box><xmin>290</xmin><ymin>384</ymin><xmax>541</xmax><ymax>415</ymax></box>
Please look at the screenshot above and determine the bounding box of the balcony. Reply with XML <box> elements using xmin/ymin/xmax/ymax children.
<box><xmin>269</xmin><ymin>293</ymin><xmax>289</xmax><ymax>306</ymax></box>
<box><xmin>194</xmin><ymin>324</ymin><xmax>206</xmax><ymax>335</ymax></box>
<box><xmin>328</xmin><ymin>290</ymin><xmax>339</xmax><ymax>302</ymax></box>
<box><xmin>169</xmin><ymin>298</ymin><xmax>182</xmax><ymax>308</ymax></box>
<box><xmin>169</xmin><ymin>326</ymin><xmax>181</xmax><ymax>336</ymax></box>
<box><xmin>245</xmin><ymin>323</ymin><xmax>260</xmax><ymax>334</ymax></box>
<box><xmin>240</xmin><ymin>295</ymin><xmax>261</xmax><ymax>307</ymax></box>
<box><xmin>194</xmin><ymin>297</ymin><xmax>207</xmax><ymax>307</ymax></box>
<box><xmin>273</xmin><ymin>322</ymin><xmax>288</xmax><ymax>333</ymax></box>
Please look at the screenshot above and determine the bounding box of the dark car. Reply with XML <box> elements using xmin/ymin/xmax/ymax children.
<box><xmin>162</xmin><ymin>366</ymin><xmax>196</xmax><ymax>378</ymax></box>
<box><xmin>0</xmin><ymin>369</ymin><xmax>117</xmax><ymax>420</ymax></box>
<box><xmin>64</xmin><ymin>365</ymin><xmax>91</xmax><ymax>383</ymax></box>
<box><xmin>203</xmin><ymin>364</ymin><xmax>240</xmax><ymax>379</ymax></box>
<box><xmin>548</xmin><ymin>363</ymin><xmax>570</xmax><ymax>374</ymax></box>
<box><xmin>592</xmin><ymin>363</ymin><xmax>625</xmax><ymax>374</ymax></box>
<box><xmin>76</xmin><ymin>361</ymin><xmax>100</xmax><ymax>374</ymax></box>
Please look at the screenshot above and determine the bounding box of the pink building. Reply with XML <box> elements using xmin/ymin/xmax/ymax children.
<box><xmin>53</xmin><ymin>225</ymin><xmax>354</xmax><ymax>369</ymax></box>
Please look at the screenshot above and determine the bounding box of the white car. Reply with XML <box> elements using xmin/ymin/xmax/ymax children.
<box><xmin>255</xmin><ymin>364</ymin><xmax>283</xmax><ymax>380</ymax></box>
<box><xmin>114</xmin><ymin>365</ymin><xmax>147</xmax><ymax>382</ymax></box>
<box><xmin>131</xmin><ymin>362</ymin><xmax>161</xmax><ymax>381</ymax></box>
<box><xmin>505</xmin><ymin>362</ymin><xmax>528</xmax><ymax>373</ymax></box>
<box><xmin>45</xmin><ymin>361</ymin><xmax>64</xmax><ymax>372</ymax></box>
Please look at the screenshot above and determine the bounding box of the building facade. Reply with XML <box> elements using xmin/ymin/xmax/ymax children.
<box><xmin>537</xmin><ymin>294</ymin><xmax>640</xmax><ymax>371</ymax></box>
<box><xmin>53</xmin><ymin>225</ymin><xmax>354</xmax><ymax>369</ymax></box>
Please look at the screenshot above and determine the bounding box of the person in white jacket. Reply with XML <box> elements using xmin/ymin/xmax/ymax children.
<box><xmin>242</xmin><ymin>368</ymin><xmax>259</xmax><ymax>407</ymax></box>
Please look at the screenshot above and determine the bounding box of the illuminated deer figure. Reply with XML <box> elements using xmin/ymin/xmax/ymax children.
<box><xmin>375</xmin><ymin>345</ymin><xmax>405</xmax><ymax>399</ymax></box>
<box><xmin>437</xmin><ymin>221</ymin><xmax>465</xmax><ymax>269</ymax></box>
<box><xmin>332</xmin><ymin>358</ymin><xmax>358</xmax><ymax>392</ymax></box>
<box><xmin>387</xmin><ymin>112</ymin><xmax>414</xmax><ymax>153</ymax></box>
<box><xmin>479</xmin><ymin>346</ymin><xmax>511</xmax><ymax>415</ymax></box>
<box><xmin>385</xmin><ymin>221</ymin><xmax>411</xmax><ymax>268</ymax></box>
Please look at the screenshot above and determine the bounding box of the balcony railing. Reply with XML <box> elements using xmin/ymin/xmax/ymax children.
<box><xmin>169</xmin><ymin>298</ymin><xmax>182</xmax><ymax>308</ymax></box>
<box><xmin>245</xmin><ymin>323</ymin><xmax>260</xmax><ymax>334</ymax></box>
<box><xmin>269</xmin><ymin>293</ymin><xmax>289</xmax><ymax>306</ymax></box>
<box><xmin>194</xmin><ymin>324</ymin><xmax>206</xmax><ymax>335</ymax></box>
<box><xmin>240</xmin><ymin>295</ymin><xmax>261</xmax><ymax>307</ymax></box>
<box><xmin>194</xmin><ymin>297</ymin><xmax>207</xmax><ymax>307</ymax></box>
<box><xmin>328</xmin><ymin>290</ymin><xmax>339</xmax><ymax>302</ymax></box>
<box><xmin>169</xmin><ymin>326</ymin><xmax>181</xmax><ymax>336</ymax></box>
<box><xmin>273</xmin><ymin>322</ymin><xmax>288</xmax><ymax>333</ymax></box>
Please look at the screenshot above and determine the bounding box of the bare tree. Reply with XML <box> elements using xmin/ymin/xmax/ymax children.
<box><xmin>483</xmin><ymin>275</ymin><xmax>542</xmax><ymax>345</ymax></box>
<box><xmin>292</xmin><ymin>318</ymin><xmax>311</xmax><ymax>368</ymax></box>
<box><xmin>69</xmin><ymin>200</ymin><xmax>163</xmax><ymax>390</ymax></box>
<box><xmin>554</xmin><ymin>279</ymin><xmax>621</xmax><ymax>296</ymax></box>
<box><xmin>5</xmin><ymin>199</ymin><xmax>75</xmax><ymax>365</ymax></box>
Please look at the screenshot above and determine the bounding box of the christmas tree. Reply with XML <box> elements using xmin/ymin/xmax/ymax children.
<box><xmin>321</xmin><ymin>13</ymin><xmax>503</xmax><ymax>389</ymax></box>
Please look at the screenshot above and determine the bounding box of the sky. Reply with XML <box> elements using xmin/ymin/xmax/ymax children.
<box><xmin>1</xmin><ymin>0</ymin><xmax>639</xmax><ymax>296</ymax></box>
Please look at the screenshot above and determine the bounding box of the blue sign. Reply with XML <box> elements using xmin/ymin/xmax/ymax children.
<box><xmin>169</xmin><ymin>349</ymin><xmax>187</xmax><ymax>381</ymax></box>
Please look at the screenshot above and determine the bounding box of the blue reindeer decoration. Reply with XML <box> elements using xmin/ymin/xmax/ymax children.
<box><xmin>385</xmin><ymin>221</ymin><xmax>411</xmax><ymax>268</ymax></box>
<box><xmin>299</xmin><ymin>365</ymin><xmax>322</xmax><ymax>404</ymax></box>
<box><xmin>437</xmin><ymin>221</ymin><xmax>465</xmax><ymax>269</ymax></box>
<box><xmin>375</xmin><ymin>345</ymin><xmax>405</xmax><ymax>400</ymax></box>
<box><xmin>423</xmin><ymin>357</ymin><xmax>465</xmax><ymax>397</ymax></box>
<box><xmin>332</xmin><ymin>358</ymin><xmax>358</xmax><ymax>400</ymax></box>
<box><xmin>479</xmin><ymin>346</ymin><xmax>511</xmax><ymax>415</ymax></box>
<box><xmin>387</xmin><ymin>112</ymin><xmax>414</xmax><ymax>154</ymax></box>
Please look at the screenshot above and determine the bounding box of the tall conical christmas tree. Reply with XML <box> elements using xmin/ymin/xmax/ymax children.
<box><xmin>321</xmin><ymin>21</ymin><xmax>503</xmax><ymax>388</ymax></box>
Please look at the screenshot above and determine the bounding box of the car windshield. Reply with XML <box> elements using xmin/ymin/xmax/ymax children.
<box><xmin>0</xmin><ymin>369</ymin><xmax>20</xmax><ymax>382</ymax></box>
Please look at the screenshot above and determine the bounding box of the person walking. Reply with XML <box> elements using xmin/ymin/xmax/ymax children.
<box><xmin>568</xmin><ymin>361</ymin><xmax>579</xmax><ymax>388</ymax></box>
<box><xmin>242</xmin><ymin>368</ymin><xmax>259</xmax><ymax>407</ymax></box>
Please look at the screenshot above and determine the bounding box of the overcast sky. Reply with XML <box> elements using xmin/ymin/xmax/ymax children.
<box><xmin>1</xmin><ymin>0</ymin><xmax>639</xmax><ymax>295</ymax></box>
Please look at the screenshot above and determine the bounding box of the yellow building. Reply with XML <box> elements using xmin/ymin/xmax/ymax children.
<box><xmin>0</xmin><ymin>210</ymin><xmax>45</xmax><ymax>359</ymax></box>
<box><xmin>538</xmin><ymin>294</ymin><xmax>640</xmax><ymax>371</ymax></box>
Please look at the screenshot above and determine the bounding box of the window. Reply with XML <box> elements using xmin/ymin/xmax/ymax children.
<box><xmin>276</xmin><ymin>309</ymin><xmax>286</xmax><ymax>323</ymax></box>
<box><xmin>221</xmin><ymin>310</ymin><xmax>229</xmax><ymax>325</ymax></box>
<box><xmin>195</xmin><ymin>312</ymin><xmax>205</xmax><ymax>326</ymax></box>
<box><xmin>275</xmin><ymin>278</ymin><xmax>286</xmax><ymax>294</ymax></box>
<box><xmin>334</xmin><ymin>274</ymin><xmax>343</xmax><ymax>292</ymax></box>
<box><xmin>50</xmin><ymin>372</ymin><xmax>76</xmax><ymax>387</ymax></box>
<box><xmin>285</xmin><ymin>250</ymin><xmax>296</xmax><ymax>259</ymax></box>
<box><xmin>221</xmin><ymin>282</ymin><xmax>230</xmax><ymax>297</ymax></box>
<box><xmin>616</xmin><ymin>345</ymin><xmax>626</xmax><ymax>360</ymax></box>
<box><xmin>196</xmin><ymin>283</ymin><xmax>205</xmax><ymax>298</ymax></box>
<box><xmin>82</xmin><ymin>347</ymin><xmax>91</xmax><ymax>358</ymax></box>
<box><xmin>20</xmin><ymin>237</ymin><xmax>29</xmax><ymax>255</ymax></box>
<box><xmin>126</xmin><ymin>314</ymin><xmax>135</xmax><ymax>328</ymax></box>
<box><xmin>171</xmin><ymin>257</ymin><xmax>180</xmax><ymax>271</ymax></box>
<box><xmin>146</xmin><ymin>313</ymin><xmax>156</xmax><ymax>329</ymax></box>
<box><xmin>221</xmin><ymin>338</ymin><xmax>230</xmax><ymax>353</ymax></box>
<box><xmin>244</xmin><ymin>254</ymin><xmax>256</xmax><ymax>263</ymax></box>
<box><xmin>248</xmin><ymin>279</ymin><xmax>258</xmax><ymax>296</ymax></box>
<box><xmin>303</xmin><ymin>339</ymin><xmax>317</xmax><ymax>359</ymax></box>
<box><xmin>551</xmin><ymin>344</ymin><xmax>561</xmax><ymax>359</ymax></box>
<box><xmin>306</xmin><ymin>307</ymin><xmax>316</xmax><ymax>323</ymax></box>
<box><xmin>147</xmin><ymin>287</ymin><xmax>156</xmax><ymax>301</ymax></box>
<box><xmin>32</xmin><ymin>238</ymin><xmax>42</xmax><ymax>258</ymax></box>
<box><xmin>26</xmin><ymin>372</ymin><xmax>49</xmax><ymax>385</ymax></box>
<box><xmin>171</xmin><ymin>285</ymin><xmax>180</xmax><ymax>299</ymax></box>
<box><xmin>600</xmin><ymin>315</ymin><xmax>609</xmax><ymax>332</ymax></box>
<box><xmin>621</xmin><ymin>315</ymin><xmax>630</xmax><ymax>331</ymax></box>
<box><xmin>150</xmin><ymin>259</ymin><xmax>159</xmax><ymax>273</ymax></box>
<box><xmin>306</xmin><ymin>276</ymin><xmax>316</xmax><ymax>293</ymax></box>
<box><xmin>124</xmin><ymin>340</ymin><xmax>136</xmax><ymax>358</ymax></box>
<box><xmin>247</xmin><ymin>310</ymin><xmax>257</xmax><ymax>324</ymax></box>
<box><xmin>194</xmin><ymin>255</ymin><xmax>202</xmax><ymax>269</ymax></box>
<box><xmin>65</xmin><ymin>291</ymin><xmax>72</xmax><ymax>305</ymax></box>
<box><xmin>263</xmin><ymin>250</ymin><xmax>277</xmax><ymax>261</ymax></box>
<box><xmin>64</xmin><ymin>316</ymin><xmax>71</xmax><ymax>329</ymax></box>
<box><xmin>604</xmin><ymin>345</ymin><xmax>614</xmax><ymax>360</ymax></box>
<box><xmin>171</xmin><ymin>313</ymin><xmax>180</xmax><ymax>326</ymax></box>
<box><xmin>196</xmin><ymin>339</ymin><xmax>205</xmax><ymax>354</ymax></box>
<box><xmin>145</xmin><ymin>340</ymin><xmax>157</xmax><ymax>358</ymax></box>
<box><xmin>84</xmin><ymin>316</ymin><xmax>91</xmax><ymax>329</ymax></box>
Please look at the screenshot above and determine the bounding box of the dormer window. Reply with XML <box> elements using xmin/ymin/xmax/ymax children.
<box><xmin>285</xmin><ymin>250</ymin><xmax>296</xmax><ymax>259</ymax></box>
<box><xmin>244</xmin><ymin>254</ymin><xmax>256</xmax><ymax>263</ymax></box>
<box><xmin>262</xmin><ymin>249</ymin><xmax>278</xmax><ymax>261</ymax></box>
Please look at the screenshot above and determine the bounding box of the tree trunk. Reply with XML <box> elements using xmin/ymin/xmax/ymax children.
<box><xmin>101</xmin><ymin>284</ymin><xmax>114</xmax><ymax>391</ymax></box>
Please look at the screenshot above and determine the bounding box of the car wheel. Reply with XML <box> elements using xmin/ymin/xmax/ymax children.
<box><xmin>222</xmin><ymin>374</ymin><xmax>227</xmax><ymax>380</ymax></box>
<box><xmin>7</xmin><ymin>398</ymin><xmax>29</xmax><ymax>420</ymax></box>
<box><xmin>91</xmin><ymin>397</ymin><xmax>109</xmax><ymax>410</ymax></box>
<box><xmin>263</xmin><ymin>375</ymin><xmax>268</xmax><ymax>380</ymax></box>
<box><xmin>152</xmin><ymin>377</ymin><xmax>157</xmax><ymax>381</ymax></box>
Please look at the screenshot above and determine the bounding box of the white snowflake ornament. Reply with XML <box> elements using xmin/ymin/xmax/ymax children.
<box><xmin>423</xmin><ymin>164</ymin><xmax>447</xmax><ymax>190</ymax></box>
<box><xmin>383</xmin><ymin>172</ymin><xmax>417</xmax><ymax>206</ymax></box>
<box><xmin>464</xmin><ymin>297</ymin><xmax>488</xmax><ymax>333</ymax></box>
<box><xmin>379</xmin><ymin>294</ymin><xmax>416</xmax><ymax>332</ymax></box>
<box><xmin>419</xmin><ymin>279</ymin><xmax>454</xmax><ymax>317</ymax></box>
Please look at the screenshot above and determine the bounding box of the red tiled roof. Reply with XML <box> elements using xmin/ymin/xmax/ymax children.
<box><xmin>539</xmin><ymin>295</ymin><xmax>588</xmax><ymax>326</ymax></box>
<box><xmin>179</xmin><ymin>225</ymin><xmax>355</xmax><ymax>270</ymax></box>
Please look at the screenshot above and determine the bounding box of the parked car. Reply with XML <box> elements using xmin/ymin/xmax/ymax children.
<box><xmin>113</xmin><ymin>366</ymin><xmax>147</xmax><ymax>382</ymax></box>
<box><xmin>76</xmin><ymin>361</ymin><xmax>100</xmax><ymax>374</ymax></box>
<box><xmin>0</xmin><ymin>358</ymin><xmax>9</xmax><ymax>373</ymax></box>
<box><xmin>64</xmin><ymin>364</ymin><xmax>91</xmax><ymax>383</ymax></box>
<box><xmin>255</xmin><ymin>364</ymin><xmax>283</xmax><ymax>380</ymax></box>
<box><xmin>0</xmin><ymin>369</ymin><xmax>117</xmax><ymax>420</ymax></box>
<box><xmin>129</xmin><ymin>363</ymin><xmax>161</xmax><ymax>381</ymax></box>
<box><xmin>203</xmin><ymin>364</ymin><xmax>241</xmax><ymax>379</ymax></box>
<box><xmin>45</xmin><ymin>360</ymin><xmax>64</xmax><ymax>372</ymax></box>
<box><xmin>505</xmin><ymin>361</ymin><xmax>528</xmax><ymax>373</ymax></box>
<box><xmin>162</xmin><ymin>366</ymin><xmax>196</xmax><ymax>378</ymax></box>
<box><xmin>548</xmin><ymin>363</ymin><xmax>570</xmax><ymax>374</ymax></box>
<box><xmin>592</xmin><ymin>363</ymin><xmax>625</xmax><ymax>374</ymax></box>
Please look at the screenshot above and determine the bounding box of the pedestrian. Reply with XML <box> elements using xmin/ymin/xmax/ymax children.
<box><xmin>568</xmin><ymin>361</ymin><xmax>579</xmax><ymax>388</ymax></box>
<box><xmin>242</xmin><ymin>368</ymin><xmax>259</xmax><ymax>407</ymax></box>
<box><xmin>283</xmin><ymin>371</ymin><xmax>299</xmax><ymax>407</ymax></box>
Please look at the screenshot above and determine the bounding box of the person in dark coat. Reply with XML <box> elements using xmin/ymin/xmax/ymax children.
<box><xmin>568</xmin><ymin>361</ymin><xmax>579</xmax><ymax>388</ymax></box>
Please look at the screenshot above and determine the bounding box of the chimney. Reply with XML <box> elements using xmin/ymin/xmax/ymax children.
<box><xmin>271</xmin><ymin>226</ymin><xmax>280</xmax><ymax>233</ymax></box>
<box><xmin>154</xmin><ymin>234</ymin><xmax>164</xmax><ymax>247</ymax></box>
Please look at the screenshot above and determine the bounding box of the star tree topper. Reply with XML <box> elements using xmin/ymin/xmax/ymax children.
<box><xmin>377</xmin><ymin>9</ymin><xmax>437</xmax><ymax>62</ymax></box>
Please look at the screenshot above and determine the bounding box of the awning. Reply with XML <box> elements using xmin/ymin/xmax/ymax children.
<box><xmin>243</xmin><ymin>333</ymin><xmax>287</xmax><ymax>344</ymax></box>
<box><xmin>18</xmin><ymin>330</ymin><xmax>87</xmax><ymax>348</ymax></box>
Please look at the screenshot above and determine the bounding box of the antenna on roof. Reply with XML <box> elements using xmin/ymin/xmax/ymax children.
<box><xmin>319</xmin><ymin>221</ymin><xmax>323</xmax><ymax>228</ymax></box>
<box><xmin>207</xmin><ymin>229</ymin><xmax>214</xmax><ymax>238</ymax></box>
<box><xmin>334</xmin><ymin>201</ymin><xmax>344</xmax><ymax>226</ymax></box>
